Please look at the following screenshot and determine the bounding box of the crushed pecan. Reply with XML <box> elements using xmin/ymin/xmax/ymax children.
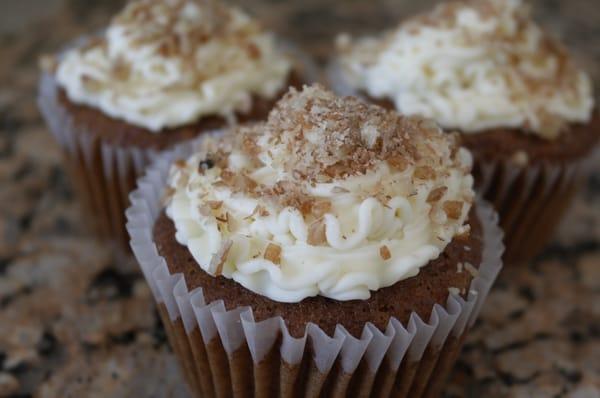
<box><xmin>264</xmin><ymin>243</ymin><xmax>282</xmax><ymax>265</ymax></box>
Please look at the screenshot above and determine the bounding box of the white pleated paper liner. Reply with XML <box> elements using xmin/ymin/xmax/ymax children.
<box><xmin>37</xmin><ymin>35</ymin><xmax>318</xmax><ymax>252</ymax></box>
<box><xmin>38</xmin><ymin>70</ymin><xmax>162</xmax><ymax>249</ymax></box>
<box><xmin>474</xmin><ymin>145</ymin><xmax>599</xmax><ymax>265</ymax></box>
<box><xmin>125</xmin><ymin>141</ymin><xmax>504</xmax><ymax>398</ymax></box>
<box><xmin>327</xmin><ymin>61</ymin><xmax>599</xmax><ymax>266</ymax></box>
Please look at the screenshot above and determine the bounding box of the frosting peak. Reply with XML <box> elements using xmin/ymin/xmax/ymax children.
<box><xmin>336</xmin><ymin>0</ymin><xmax>594</xmax><ymax>139</ymax></box>
<box><xmin>166</xmin><ymin>85</ymin><xmax>475</xmax><ymax>302</ymax></box>
<box><xmin>55</xmin><ymin>0</ymin><xmax>292</xmax><ymax>131</ymax></box>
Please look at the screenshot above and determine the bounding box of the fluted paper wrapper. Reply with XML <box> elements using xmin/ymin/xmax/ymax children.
<box><xmin>38</xmin><ymin>71</ymin><xmax>164</xmax><ymax>250</ymax></box>
<box><xmin>37</xmin><ymin>37</ymin><xmax>317</xmax><ymax>252</ymax></box>
<box><xmin>327</xmin><ymin>62</ymin><xmax>599</xmax><ymax>266</ymax></box>
<box><xmin>126</xmin><ymin>142</ymin><xmax>503</xmax><ymax>398</ymax></box>
<box><xmin>473</xmin><ymin>147</ymin><xmax>599</xmax><ymax>265</ymax></box>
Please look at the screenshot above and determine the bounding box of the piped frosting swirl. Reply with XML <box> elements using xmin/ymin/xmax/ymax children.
<box><xmin>166</xmin><ymin>85</ymin><xmax>475</xmax><ymax>302</ymax></box>
<box><xmin>336</xmin><ymin>0</ymin><xmax>594</xmax><ymax>139</ymax></box>
<box><xmin>55</xmin><ymin>0</ymin><xmax>292</xmax><ymax>131</ymax></box>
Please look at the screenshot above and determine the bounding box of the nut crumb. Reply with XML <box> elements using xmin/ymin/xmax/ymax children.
<box><xmin>443</xmin><ymin>201</ymin><xmax>463</xmax><ymax>219</ymax></box>
<box><xmin>414</xmin><ymin>166</ymin><xmax>436</xmax><ymax>180</ymax></box>
<box><xmin>380</xmin><ymin>245</ymin><xmax>391</xmax><ymax>260</ymax></box>
<box><xmin>427</xmin><ymin>186</ymin><xmax>448</xmax><ymax>203</ymax></box>
<box><xmin>211</xmin><ymin>240</ymin><xmax>233</xmax><ymax>276</ymax></box>
<box><xmin>264</xmin><ymin>243</ymin><xmax>282</xmax><ymax>265</ymax></box>
<box><xmin>207</xmin><ymin>201</ymin><xmax>223</xmax><ymax>210</ymax></box>
<box><xmin>307</xmin><ymin>218</ymin><xmax>327</xmax><ymax>245</ymax></box>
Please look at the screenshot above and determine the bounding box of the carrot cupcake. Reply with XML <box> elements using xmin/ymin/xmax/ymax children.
<box><xmin>127</xmin><ymin>85</ymin><xmax>503</xmax><ymax>397</ymax></box>
<box><xmin>38</xmin><ymin>0</ymin><xmax>304</xmax><ymax>249</ymax></box>
<box><xmin>331</xmin><ymin>0</ymin><xmax>598</xmax><ymax>264</ymax></box>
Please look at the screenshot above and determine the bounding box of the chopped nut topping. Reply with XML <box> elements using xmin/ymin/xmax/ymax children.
<box><xmin>307</xmin><ymin>218</ymin><xmax>327</xmax><ymax>245</ymax></box>
<box><xmin>311</xmin><ymin>200</ymin><xmax>332</xmax><ymax>218</ymax></box>
<box><xmin>387</xmin><ymin>156</ymin><xmax>409</xmax><ymax>171</ymax></box>
<box><xmin>331</xmin><ymin>186</ymin><xmax>350</xmax><ymax>194</ymax></box>
<box><xmin>264</xmin><ymin>243</ymin><xmax>282</xmax><ymax>265</ymax></box>
<box><xmin>207</xmin><ymin>201</ymin><xmax>223</xmax><ymax>210</ymax></box>
<box><xmin>81</xmin><ymin>74</ymin><xmax>102</xmax><ymax>92</ymax></box>
<box><xmin>246</xmin><ymin>43</ymin><xmax>261</xmax><ymax>59</ymax></box>
<box><xmin>254</xmin><ymin>85</ymin><xmax>435</xmax><ymax>182</ymax></box>
<box><xmin>112</xmin><ymin>58</ymin><xmax>131</xmax><ymax>80</ymax></box>
<box><xmin>210</xmin><ymin>240</ymin><xmax>233</xmax><ymax>276</ymax></box>
<box><xmin>250</xmin><ymin>205</ymin><xmax>270</xmax><ymax>218</ymax></box>
<box><xmin>443</xmin><ymin>201</ymin><xmax>463</xmax><ymax>219</ymax></box>
<box><xmin>198</xmin><ymin>205</ymin><xmax>212</xmax><ymax>217</ymax></box>
<box><xmin>215</xmin><ymin>213</ymin><xmax>229</xmax><ymax>224</ymax></box>
<box><xmin>427</xmin><ymin>186</ymin><xmax>448</xmax><ymax>203</ymax></box>
<box><xmin>414</xmin><ymin>166</ymin><xmax>436</xmax><ymax>180</ymax></box>
<box><xmin>380</xmin><ymin>245</ymin><xmax>392</xmax><ymax>260</ymax></box>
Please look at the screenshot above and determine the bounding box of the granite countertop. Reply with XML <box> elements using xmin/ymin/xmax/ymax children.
<box><xmin>0</xmin><ymin>0</ymin><xmax>598</xmax><ymax>397</ymax></box>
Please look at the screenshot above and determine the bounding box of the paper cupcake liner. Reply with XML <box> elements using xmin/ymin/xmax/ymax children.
<box><xmin>327</xmin><ymin>62</ymin><xmax>599</xmax><ymax>265</ymax></box>
<box><xmin>37</xmin><ymin>71</ymin><xmax>171</xmax><ymax>251</ymax></box>
<box><xmin>125</xmin><ymin>143</ymin><xmax>504</xmax><ymax>398</ymax></box>
<box><xmin>474</xmin><ymin>146</ymin><xmax>599</xmax><ymax>265</ymax></box>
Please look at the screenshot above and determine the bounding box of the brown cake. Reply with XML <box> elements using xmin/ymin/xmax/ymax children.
<box><xmin>38</xmin><ymin>0</ymin><xmax>306</xmax><ymax>250</ymax></box>
<box><xmin>154</xmin><ymin>208</ymin><xmax>483</xmax><ymax>338</ymax></box>
<box><xmin>332</xmin><ymin>0</ymin><xmax>598</xmax><ymax>264</ymax></box>
<box><xmin>127</xmin><ymin>85</ymin><xmax>503</xmax><ymax>397</ymax></box>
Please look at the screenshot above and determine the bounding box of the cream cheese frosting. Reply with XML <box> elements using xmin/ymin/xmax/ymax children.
<box><xmin>336</xmin><ymin>0</ymin><xmax>594</xmax><ymax>139</ymax></box>
<box><xmin>165</xmin><ymin>85</ymin><xmax>475</xmax><ymax>302</ymax></box>
<box><xmin>55</xmin><ymin>0</ymin><xmax>292</xmax><ymax>132</ymax></box>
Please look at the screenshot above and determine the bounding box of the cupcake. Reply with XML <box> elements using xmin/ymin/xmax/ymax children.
<box><xmin>38</xmin><ymin>0</ymin><xmax>304</xmax><ymax>249</ymax></box>
<box><xmin>331</xmin><ymin>0</ymin><xmax>598</xmax><ymax>264</ymax></box>
<box><xmin>127</xmin><ymin>85</ymin><xmax>503</xmax><ymax>397</ymax></box>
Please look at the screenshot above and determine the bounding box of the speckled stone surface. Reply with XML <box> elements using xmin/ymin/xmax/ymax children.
<box><xmin>0</xmin><ymin>1</ymin><xmax>598</xmax><ymax>397</ymax></box>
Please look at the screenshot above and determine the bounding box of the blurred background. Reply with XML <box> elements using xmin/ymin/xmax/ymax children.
<box><xmin>0</xmin><ymin>0</ymin><xmax>598</xmax><ymax>397</ymax></box>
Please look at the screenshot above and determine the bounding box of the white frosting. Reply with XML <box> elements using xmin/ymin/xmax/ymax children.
<box><xmin>55</xmin><ymin>0</ymin><xmax>292</xmax><ymax>131</ymax></box>
<box><xmin>165</xmin><ymin>86</ymin><xmax>475</xmax><ymax>302</ymax></box>
<box><xmin>336</xmin><ymin>0</ymin><xmax>594</xmax><ymax>139</ymax></box>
